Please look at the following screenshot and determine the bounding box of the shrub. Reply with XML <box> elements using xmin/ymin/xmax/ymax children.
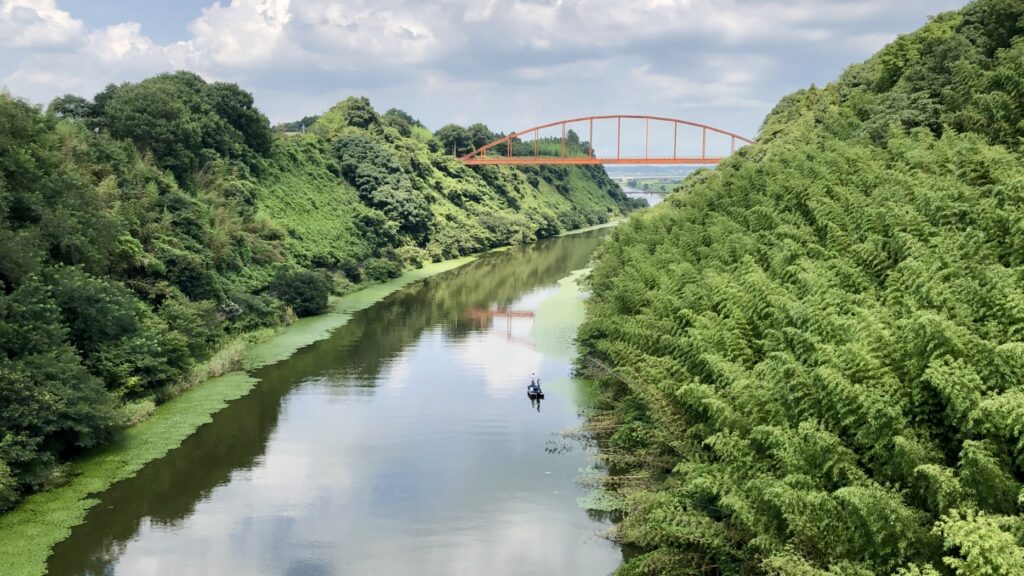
<box><xmin>362</xmin><ymin>258</ymin><xmax>403</xmax><ymax>282</ymax></box>
<box><xmin>268</xmin><ymin>268</ymin><xmax>333</xmax><ymax>317</ymax></box>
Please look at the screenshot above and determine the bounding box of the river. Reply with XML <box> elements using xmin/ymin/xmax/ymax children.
<box><xmin>45</xmin><ymin>229</ymin><xmax>622</xmax><ymax>576</ymax></box>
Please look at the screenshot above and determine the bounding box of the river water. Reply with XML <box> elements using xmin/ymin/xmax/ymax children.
<box><xmin>46</xmin><ymin>230</ymin><xmax>622</xmax><ymax>576</ymax></box>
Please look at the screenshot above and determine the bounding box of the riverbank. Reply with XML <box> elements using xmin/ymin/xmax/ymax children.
<box><xmin>0</xmin><ymin>218</ymin><xmax>631</xmax><ymax>576</ymax></box>
<box><xmin>0</xmin><ymin>256</ymin><xmax>477</xmax><ymax>576</ymax></box>
<box><xmin>42</xmin><ymin>227</ymin><xmax>625</xmax><ymax>574</ymax></box>
<box><xmin>556</xmin><ymin>219</ymin><xmax>623</xmax><ymax>237</ymax></box>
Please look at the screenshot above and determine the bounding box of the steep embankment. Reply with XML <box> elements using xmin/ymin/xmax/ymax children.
<box><xmin>578</xmin><ymin>1</ymin><xmax>1024</xmax><ymax>574</ymax></box>
<box><xmin>0</xmin><ymin>77</ymin><xmax>634</xmax><ymax>515</ymax></box>
<box><xmin>258</xmin><ymin>101</ymin><xmax>633</xmax><ymax>277</ymax></box>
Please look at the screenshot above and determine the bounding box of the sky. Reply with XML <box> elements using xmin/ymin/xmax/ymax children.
<box><xmin>1</xmin><ymin>0</ymin><xmax>969</xmax><ymax>140</ymax></box>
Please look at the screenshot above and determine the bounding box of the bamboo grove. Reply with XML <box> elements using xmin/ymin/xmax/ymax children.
<box><xmin>577</xmin><ymin>1</ymin><xmax>1024</xmax><ymax>574</ymax></box>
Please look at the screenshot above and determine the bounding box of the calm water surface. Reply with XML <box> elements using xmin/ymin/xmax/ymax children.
<box><xmin>47</xmin><ymin>230</ymin><xmax>621</xmax><ymax>576</ymax></box>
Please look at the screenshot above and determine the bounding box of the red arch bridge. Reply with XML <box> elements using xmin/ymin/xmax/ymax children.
<box><xmin>460</xmin><ymin>114</ymin><xmax>753</xmax><ymax>166</ymax></box>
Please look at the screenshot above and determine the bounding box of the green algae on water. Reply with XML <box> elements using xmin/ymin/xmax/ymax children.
<box><xmin>557</xmin><ymin>219</ymin><xmax>622</xmax><ymax>237</ymax></box>
<box><xmin>0</xmin><ymin>372</ymin><xmax>257</xmax><ymax>576</ymax></box>
<box><xmin>530</xmin><ymin>268</ymin><xmax>590</xmax><ymax>360</ymax></box>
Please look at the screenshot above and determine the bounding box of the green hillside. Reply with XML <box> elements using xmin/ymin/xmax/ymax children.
<box><xmin>577</xmin><ymin>1</ymin><xmax>1024</xmax><ymax>574</ymax></box>
<box><xmin>0</xmin><ymin>77</ymin><xmax>636</xmax><ymax>512</ymax></box>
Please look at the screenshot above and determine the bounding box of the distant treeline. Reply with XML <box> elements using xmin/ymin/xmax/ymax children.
<box><xmin>273</xmin><ymin>115</ymin><xmax>319</xmax><ymax>133</ymax></box>
<box><xmin>433</xmin><ymin>122</ymin><xmax>591</xmax><ymax>158</ymax></box>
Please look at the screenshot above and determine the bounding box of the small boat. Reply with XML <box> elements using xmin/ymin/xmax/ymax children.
<box><xmin>527</xmin><ymin>382</ymin><xmax>545</xmax><ymax>400</ymax></box>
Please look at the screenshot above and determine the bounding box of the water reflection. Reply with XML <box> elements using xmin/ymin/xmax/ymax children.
<box><xmin>47</xmin><ymin>230</ymin><xmax>620</xmax><ymax>576</ymax></box>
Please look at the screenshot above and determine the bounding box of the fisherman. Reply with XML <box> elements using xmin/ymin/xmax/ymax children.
<box><xmin>530</xmin><ymin>372</ymin><xmax>539</xmax><ymax>387</ymax></box>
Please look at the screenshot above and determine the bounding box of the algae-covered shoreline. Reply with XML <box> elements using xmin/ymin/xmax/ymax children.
<box><xmin>0</xmin><ymin>221</ymin><xmax>624</xmax><ymax>576</ymax></box>
<box><xmin>0</xmin><ymin>256</ymin><xmax>475</xmax><ymax>576</ymax></box>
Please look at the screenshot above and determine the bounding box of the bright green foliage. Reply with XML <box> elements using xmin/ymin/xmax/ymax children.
<box><xmin>578</xmin><ymin>1</ymin><xmax>1024</xmax><ymax>573</ymax></box>
<box><xmin>935</xmin><ymin>510</ymin><xmax>1024</xmax><ymax>575</ymax></box>
<box><xmin>0</xmin><ymin>74</ymin><xmax>634</xmax><ymax>512</ymax></box>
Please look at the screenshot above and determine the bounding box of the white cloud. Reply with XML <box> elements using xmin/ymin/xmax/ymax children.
<box><xmin>510</xmin><ymin>59</ymin><xmax>609</xmax><ymax>82</ymax></box>
<box><xmin>189</xmin><ymin>0</ymin><xmax>291</xmax><ymax>67</ymax></box>
<box><xmin>462</xmin><ymin>0</ymin><xmax>498</xmax><ymax>23</ymax></box>
<box><xmin>85</xmin><ymin>22</ymin><xmax>156</xmax><ymax>62</ymax></box>
<box><xmin>0</xmin><ymin>0</ymin><xmax>969</xmax><ymax>133</ymax></box>
<box><xmin>460</xmin><ymin>0</ymin><xmax>891</xmax><ymax>50</ymax></box>
<box><xmin>0</xmin><ymin>0</ymin><xmax>83</xmax><ymax>48</ymax></box>
<box><xmin>626</xmin><ymin>54</ymin><xmax>776</xmax><ymax>110</ymax></box>
<box><xmin>289</xmin><ymin>1</ymin><xmax>443</xmax><ymax>66</ymax></box>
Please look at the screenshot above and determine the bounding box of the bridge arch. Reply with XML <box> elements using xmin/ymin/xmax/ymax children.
<box><xmin>459</xmin><ymin>114</ymin><xmax>753</xmax><ymax>166</ymax></box>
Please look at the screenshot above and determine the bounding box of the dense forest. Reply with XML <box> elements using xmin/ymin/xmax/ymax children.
<box><xmin>434</xmin><ymin>122</ymin><xmax>593</xmax><ymax>159</ymax></box>
<box><xmin>578</xmin><ymin>0</ymin><xmax>1024</xmax><ymax>574</ymax></box>
<box><xmin>0</xmin><ymin>77</ymin><xmax>636</xmax><ymax>512</ymax></box>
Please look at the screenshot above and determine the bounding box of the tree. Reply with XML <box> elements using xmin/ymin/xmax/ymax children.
<box><xmin>382</xmin><ymin>108</ymin><xmax>422</xmax><ymax>137</ymax></box>
<box><xmin>268</xmin><ymin>268</ymin><xmax>332</xmax><ymax>317</ymax></box>
<box><xmin>466</xmin><ymin>123</ymin><xmax>497</xmax><ymax>150</ymax></box>
<box><xmin>434</xmin><ymin>123</ymin><xmax>471</xmax><ymax>156</ymax></box>
<box><xmin>0</xmin><ymin>277</ymin><xmax>119</xmax><ymax>508</ymax></box>
<box><xmin>95</xmin><ymin>72</ymin><xmax>272</xmax><ymax>182</ymax></box>
<box><xmin>46</xmin><ymin>94</ymin><xmax>93</xmax><ymax>120</ymax></box>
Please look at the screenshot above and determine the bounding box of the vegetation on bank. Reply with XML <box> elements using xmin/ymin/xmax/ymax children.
<box><xmin>0</xmin><ymin>75</ymin><xmax>638</xmax><ymax>513</ymax></box>
<box><xmin>0</xmin><ymin>255</ymin><xmax>476</xmax><ymax>576</ymax></box>
<box><xmin>577</xmin><ymin>1</ymin><xmax>1024</xmax><ymax>574</ymax></box>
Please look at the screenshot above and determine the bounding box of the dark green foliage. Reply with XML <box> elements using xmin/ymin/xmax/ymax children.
<box><xmin>0</xmin><ymin>90</ymin><xmax>279</xmax><ymax>508</ymax></box>
<box><xmin>0</xmin><ymin>73</ymin><xmax>634</xmax><ymax>513</ymax></box>
<box><xmin>381</xmin><ymin>108</ymin><xmax>424</xmax><ymax>137</ymax></box>
<box><xmin>45</xmin><ymin>95</ymin><xmax>93</xmax><ymax>120</ymax></box>
<box><xmin>84</xmin><ymin>72</ymin><xmax>273</xmax><ymax>182</ymax></box>
<box><xmin>836</xmin><ymin>1</ymin><xmax>1024</xmax><ymax>149</ymax></box>
<box><xmin>156</xmin><ymin>291</ymin><xmax>223</xmax><ymax>358</ymax></box>
<box><xmin>0</xmin><ymin>277</ymin><xmax>119</xmax><ymax>507</ymax></box>
<box><xmin>579</xmin><ymin>1</ymin><xmax>1024</xmax><ymax>573</ymax></box>
<box><xmin>333</xmin><ymin>131</ymin><xmax>431</xmax><ymax>237</ymax></box>
<box><xmin>268</xmin><ymin>268</ymin><xmax>332</xmax><ymax>317</ymax></box>
<box><xmin>273</xmin><ymin>115</ymin><xmax>320</xmax><ymax>133</ymax></box>
<box><xmin>432</xmin><ymin>122</ymin><xmax>508</xmax><ymax>157</ymax></box>
<box><xmin>434</xmin><ymin>123</ymin><xmax>474</xmax><ymax>156</ymax></box>
<box><xmin>361</xmin><ymin>258</ymin><xmax>403</xmax><ymax>282</ymax></box>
